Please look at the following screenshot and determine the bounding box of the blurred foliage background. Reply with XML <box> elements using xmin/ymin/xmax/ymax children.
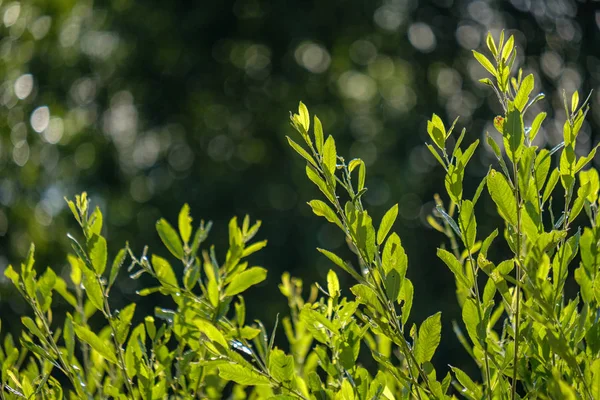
<box><xmin>1</xmin><ymin>0</ymin><xmax>599</xmax><ymax>375</ymax></box>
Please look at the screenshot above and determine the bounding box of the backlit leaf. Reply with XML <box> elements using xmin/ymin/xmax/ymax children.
<box><xmin>414</xmin><ymin>312</ymin><xmax>442</xmax><ymax>364</ymax></box>
<box><xmin>225</xmin><ymin>267</ymin><xmax>267</xmax><ymax>296</ymax></box>
<box><xmin>377</xmin><ymin>204</ymin><xmax>398</xmax><ymax>245</ymax></box>
<box><xmin>73</xmin><ymin>323</ymin><xmax>118</xmax><ymax>364</ymax></box>
<box><xmin>156</xmin><ymin>218</ymin><xmax>184</xmax><ymax>259</ymax></box>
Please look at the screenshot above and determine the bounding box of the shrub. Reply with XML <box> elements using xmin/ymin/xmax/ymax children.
<box><xmin>1</xmin><ymin>32</ymin><xmax>599</xmax><ymax>399</ymax></box>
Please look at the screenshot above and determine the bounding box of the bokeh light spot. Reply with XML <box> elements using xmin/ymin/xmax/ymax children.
<box><xmin>30</xmin><ymin>106</ymin><xmax>50</xmax><ymax>133</ymax></box>
<box><xmin>408</xmin><ymin>23</ymin><xmax>436</xmax><ymax>53</ymax></box>
<box><xmin>294</xmin><ymin>42</ymin><xmax>331</xmax><ymax>74</ymax></box>
<box><xmin>14</xmin><ymin>74</ymin><xmax>33</xmax><ymax>99</ymax></box>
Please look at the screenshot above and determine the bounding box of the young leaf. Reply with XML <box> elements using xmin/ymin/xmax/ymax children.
<box><xmin>314</xmin><ymin>115</ymin><xmax>324</xmax><ymax>153</ymax></box>
<box><xmin>156</xmin><ymin>219</ymin><xmax>184</xmax><ymax>259</ymax></box>
<box><xmin>385</xmin><ymin>269</ymin><xmax>401</xmax><ymax>302</ymax></box>
<box><xmin>350</xmin><ymin>284</ymin><xmax>385</xmax><ymax>315</ymax></box>
<box><xmin>287</xmin><ymin>136</ymin><xmax>317</xmax><ymax>168</ymax></box>
<box><xmin>308</xmin><ymin>200</ymin><xmax>343</xmax><ymax>230</ymax></box>
<box><xmin>298</xmin><ymin>101</ymin><xmax>310</xmax><ymax>132</ymax></box>
<box><xmin>323</xmin><ymin>135</ymin><xmax>337</xmax><ymax>175</ymax></box>
<box><xmin>399</xmin><ymin>278</ymin><xmax>414</xmax><ymax>324</ymax></box>
<box><xmin>218</xmin><ymin>363</ymin><xmax>270</xmax><ymax>386</ymax></box>
<box><xmin>459</xmin><ymin>200</ymin><xmax>477</xmax><ymax>251</ymax></box>
<box><xmin>414</xmin><ymin>312</ymin><xmax>442</xmax><ymax>365</ymax></box>
<box><xmin>152</xmin><ymin>255</ymin><xmax>179</xmax><ymax>289</ymax></box>
<box><xmin>178</xmin><ymin>204</ymin><xmax>193</xmax><ymax>245</ymax></box>
<box><xmin>225</xmin><ymin>267</ymin><xmax>267</xmax><ymax>296</ymax></box>
<box><xmin>427</xmin><ymin>114</ymin><xmax>446</xmax><ymax>150</ymax></box>
<box><xmin>306</xmin><ymin>165</ymin><xmax>336</xmax><ymax>204</ymax></box>
<box><xmin>377</xmin><ymin>204</ymin><xmax>398</xmax><ymax>245</ymax></box>
<box><xmin>88</xmin><ymin>234</ymin><xmax>107</xmax><ymax>275</ymax></box>
<box><xmin>486</xmin><ymin>31</ymin><xmax>497</xmax><ymax>57</ymax></box>
<box><xmin>195</xmin><ymin>319</ymin><xmax>228</xmax><ymax>348</ymax></box>
<box><xmin>472</xmin><ymin>50</ymin><xmax>497</xmax><ymax>77</ymax></box>
<box><xmin>317</xmin><ymin>248</ymin><xmax>363</xmax><ymax>282</ymax></box>
<box><xmin>81</xmin><ymin>265</ymin><xmax>104</xmax><ymax>312</ymax></box>
<box><xmin>504</xmin><ymin>107</ymin><xmax>524</xmax><ymax>161</ymax></box>
<box><xmin>437</xmin><ymin>248</ymin><xmax>471</xmax><ymax>289</ymax></box>
<box><xmin>269</xmin><ymin>348</ymin><xmax>295</xmax><ymax>382</ymax></box>
<box><xmin>327</xmin><ymin>269</ymin><xmax>340</xmax><ymax>297</ymax></box>
<box><xmin>514</xmin><ymin>74</ymin><xmax>534</xmax><ymax>112</ymax></box>
<box><xmin>487</xmin><ymin>169</ymin><xmax>517</xmax><ymax>227</ymax></box>
<box><xmin>571</xmin><ymin>91</ymin><xmax>579</xmax><ymax>113</ymax></box>
<box><xmin>109</xmin><ymin>248</ymin><xmax>127</xmax><ymax>288</ymax></box>
<box><xmin>529</xmin><ymin>112</ymin><xmax>546</xmax><ymax>142</ymax></box>
<box><xmin>73</xmin><ymin>323</ymin><xmax>118</xmax><ymax>364</ymax></box>
<box><xmin>115</xmin><ymin>303</ymin><xmax>136</xmax><ymax>344</ymax></box>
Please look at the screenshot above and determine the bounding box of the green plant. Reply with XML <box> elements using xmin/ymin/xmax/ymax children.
<box><xmin>426</xmin><ymin>31</ymin><xmax>600</xmax><ymax>399</ymax></box>
<box><xmin>1</xmin><ymin>31</ymin><xmax>599</xmax><ymax>400</ymax></box>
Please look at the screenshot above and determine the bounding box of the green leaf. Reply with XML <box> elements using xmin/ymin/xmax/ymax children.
<box><xmin>269</xmin><ymin>348</ymin><xmax>295</xmax><ymax>382</ymax></box>
<box><xmin>426</xmin><ymin>143</ymin><xmax>446</xmax><ymax>168</ymax></box>
<box><xmin>314</xmin><ymin>115</ymin><xmax>324</xmax><ymax>153</ymax></box>
<box><xmin>225</xmin><ymin>267</ymin><xmax>267</xmax><ymax>296</ymax></box>
<box><xmin>461</xmin><ymin>298</ymin><xmax>481</xmax><ymax>346</ymax></box>
<box><xmin>472</xmin><ymin>50</ymin><xmax>496</xmax><ymax>77</ymax></box>
<box><xmin>89</xmin><ymin>206</ymin><xmax>103</xmax><ymax>236</ymax></box>
<box><xmin>73</xmin><ymin>323</ymin><xmax>118</xmax><ymax>364</ymax></box>
<box><xmin>241</xmin><ymin>240</ymin><xmax>268</xmax><ymax>257</ymax></box>
<box><xmin>529</xmin><ymin>112</ymin><xmax>546</xmax><ymax>142</ymax></box>
<box><xmin>504</xmin><ymin>107</ymin><xmax>524</xmax><ymax>161</ymax></box>
<box><xmin>542</xmin><ymin>168</ymin><xmax>560</xmax><ymax>205</ymax></box>
<box><xmin>115</xmin><ymin>303</ymin><xmax>136</xmax><ymax>344</ymax></box>
<box><xmin>21</xmin><ymin>317</ymin><xmax>47</xmax><ymax>345</ymax></box>
<box><xmin>66</xmin><ymin>198</ymin><xmax>81</xmax><ymax>226</ymax></box>
<box><xmin>487</xmin><ymin>169</ymin><xmax>517</xmax><ymax>227</ymax></box>
<box><xmin>381</xmin><ymin>233</ymin><xmax>407</xmax><ymax>277</ymax></box>
<box><xmin>218</xmin><ymin>363</ymin><xmax>270</xmax><ymax>386</ymax></box>
<box><xmin>306</xmin><ymin>165</ymin><xmax>336</xmax><ymax>204</ymax></box>
<box><xmin>571</xmin><ymin>91</ymin><xmax>579</xmax><ymax>113</ymax></box>
<box><xmin>308</xmin><ymin>200</ymin><xmax>343</xmax><ymax>230</ymax></box>
<box><xmin>414</xmin><ymin>312</ymin><xmax>442</xmax><ymax>365</ymax></box>
<box><xmin>81</xmin><ymin>265</ymin><xmax>104</xmax><ymax>312</ymax></box>
<box><xmin>427</xmin><ymin>114</ymin><xmax>446</xmax><ymax>150</ymax></box>
<box><xmin>459</xmin><ymin>200</ymin><xmax>477</xmax><ymax>250</ymax></box>
<box><xmin>435</xmin><ymin>205</ymin><xmax>461</xmax><ymax>239</ymax></box>
<box><xmin>195</xmin><ymin>319</ymin><xmax>228</xmax><ymax>348</ymax></box>
<box><xmin>178</xmin><ymin>204</ymin><xmax>193</xmax><ymax>244</ymax></box>
<box><xmin>4</xmin><ymin>264</ymin><xmax>19</xmax><ymax>287</ymax></box>
<box><xmin>450</xmin><ymin>366</ymin><xmax>482</xmax><ymax>400</ymax></box>
<box><xmin>500</xmin><ymin>34</ymin><xmax>514</xmax><ymax>62</ymax></box>
<box><xmin>327</xmin><ymin>269</ymin><xmax>340</xmax><ymax>297</ymax></box>
<box><xmin>317</xmin><ymin>248</ymin><xmax>363</xmax><ymax>282</ymax></box>
<box><xmin>486</xmin><ymin>31</ymin><xmax>497</xmax><ymax>57</ymax></box>
<box><xmin>385</xmin><ymin>269</ymin><xmax>401</xmax><ymax>302</ymax></box>
<box><xmin>64</xmin><ymin>314</ymin><xmax>75</xmax><ymax>362</ymax></box>
<box><xmin>399</xmin><ymin>278</ymin><xmax>413</xmax><ymax>324</ymax></box>
<box><xmin>514</xmin><ymin>74</ymin><xmax>534</xmax><ymax>112</ymax></box>
<box><xmin>152</xmin><ymin>255</ymin><xmax>178</xmax><ymax>289</ymax></box>
<box><xmin>438</xmin><ymin>248</ymin><xmax>471</xmax><ymax>290</ymax></box>
<box><xmin>287</xmin><ymin>136</ymin><xmax>317</xmax><ymax>168</ymax></box>
<box><xmin>323</xmin><ymin>135</ymin><xmax>337</xmax><ymax>175</ymax></box>
<box><xmin>298</xmin><ymin>101</ymin><xmax>310</xmax><ymax>132</ymax></box>
<box><xmin>377</xmin><ymin>204</ymin><xmax>398</xmax><ymax>245</ymax></box>
<box><xmin>88</xmin><ymin>234</ymin><xmax>107</xmax><ymax>275</ymax></box>
<box><xmin>156</xmin><ymin>219</ymin><xmax>184</xmax><ymax>259</ymax></box>
<box><xmin>109</xmin><ymin>248</ymin><xmax>127</xmax><ymax>288</ymax></box>
<box><xmin>350</xmin><ymin>284</ymin><xmax>385</xmax><ymax>315</ymax></box>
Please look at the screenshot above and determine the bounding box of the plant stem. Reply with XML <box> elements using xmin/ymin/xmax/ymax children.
<box><xmin>100</xmin><ymin>282</ymin><xmax>136</xmax><ymax>397</ymax></box>
<box><xmin>511</xmin><ymin>158</ymin><xmax>522</xmax><ymax>400</ymax></box>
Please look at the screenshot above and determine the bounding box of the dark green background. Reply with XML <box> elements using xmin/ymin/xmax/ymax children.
<box><xmin>1</xmin><ymin>0</ymin><xmax>599</xmax><ymax>376</ymax></box>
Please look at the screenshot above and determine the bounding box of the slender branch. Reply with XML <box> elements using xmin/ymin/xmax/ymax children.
<box><xmin>511</xmin><ymin>154</ymin><xmax>523</xmax><ymax>400</ymax></box>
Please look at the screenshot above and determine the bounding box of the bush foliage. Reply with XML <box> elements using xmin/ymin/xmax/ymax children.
<box><xmin>2</xmin><ymin>33</ymin><xmax>600</xmax><ymax>399</ymax></box>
